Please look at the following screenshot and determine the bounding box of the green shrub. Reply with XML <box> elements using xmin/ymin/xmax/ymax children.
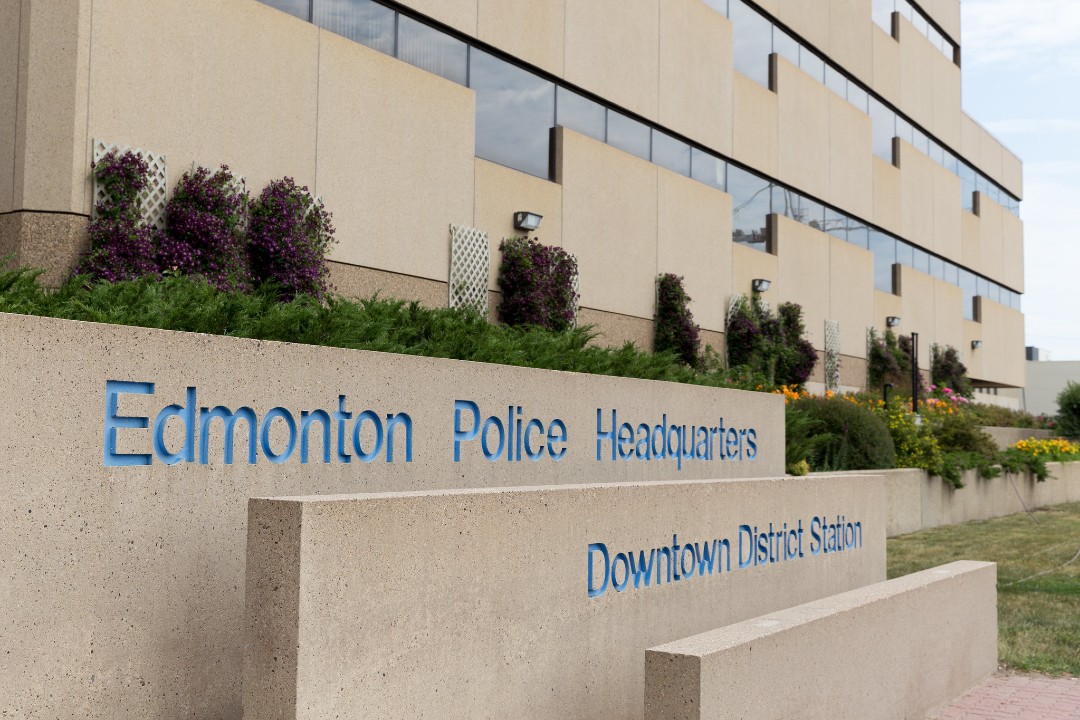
<box><xmin>726</xmin><ymin>295</ymin><xmax>817</xmax><ymax>387</ymax></box>
<box><xmin>872</xmin><ymin>401</ymin><xmax>943</xmax><ymax>477</ymax></box>
<box><xmin>787</xmin><ymin>397</ymin><xmax>895</xmax><ymax>471</ymax></box>
<box><xmin>1056</xmin><ymin>381</ymin><xmax>1080</xmax><ymax>439</ymax></box>
<box><xmin>867</xmin><ymin>328</ymin><xmax>911</xmax><ymax>392</ymax></box>
<box><xmin>965</xmin><ymin>403</ymin><xmax>1048</xmax><ymax>430</ymax></box>
<box><xmin>931</xmin><ymin>344</ymin><xmax>973</xmax><ymax>398</ymax></box>
<box><xmin>654</xmin><ymin>273</ymin><xmax>700</xmax><ymax>367</ymax></box>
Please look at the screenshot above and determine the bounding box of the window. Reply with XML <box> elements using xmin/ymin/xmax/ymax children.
<box><xmin>959</xmin><ymin>269</ymin><xmax>977</xmax><ymax>320</ymax></box>
<box><xmin>691</xmin><ymin>148</ymin><xmax>726</xmax><ymax>190</ymax></box>
<box><xmin>825</xmin><ymin>65</ymin><xmax>847</xmax><ymax>98</ymax></box>
<box><xmin>872</xmin><ymin>0</ymin><xmax>894</xmax><ymax>32</ymax></box>
<box><xmin>556</xmin><ymin>87</ymin><xmax>606</xmax><ymax>143</ymax></box>
<box><xmin>870</xmin><ymin>98</ymin><xmax>895</xmax><ymax>162</ymax></box>
<box><xmin>470</xmin><ymin>49</ymin><xmax>555</xmax><ymax>179</ymax></box>
<box><xmin>314</xmin><ymin>0</ymin><xmax>396</xmax><ymax>55</ymax></box>
<box><xmin>799</xmin><ymin>46</ymin><xmax>826</xmax><ymax>83</ymax></box>
<box><xmin>824</xmin><ymin>208</ymin><xmax>848</xmax><ymax>242</ymax></box>
<box><xmin>729</xmin><ymin>166</ymin><xmax>771</xmax><ymax>250</ymax></box>
<box><xmin>896</xmin><ymin>241</ymin><xmax>914</xmax><ymax>268</ymax></box>
<box><xmin>869</xmin><ymin>231</ymin><xmax>896</xmax><ymax>292</ymax></box>
<box><xmin>929</xmin><ymin>255</ymin><xmax>944</xmax><ymax>280</ymax></box>
<box><xmin>773</xmin><ymin>27</ymin><xmax>800</xmax><ymax>68</ymax></box>
<box><xmin>607</xmin><ymin>111</ymin><xmax>651</xmax><ymax>161</ymax></box>
<box><xmin>397</xmin><ymin>15</ymin><xmax>467</xmax><ymax>85</ymax></box>
<box><xmin>912</xmin><ymin>247</ymin><xmax>930</xmax><ymax>274</ymax></box>
<box><xmin>263</xmin><ymin>0</ymin><xmax>311</xmax><ymax>21</ymax></box>
<box><xmin>730</xmin><ymin>0</ymin><xmax>772</xmax><ymax>87</ymax></box>
<box><xmin>652</xmin><ymin>130</ymin><xmax>690</xmax><ymax>176</ymax></box>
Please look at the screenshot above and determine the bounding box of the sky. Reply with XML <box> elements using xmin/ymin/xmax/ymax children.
<box><xmin>960</xmin><ymin>0</ymin><xmax>1080</xmax><ymax>359</ymax></box>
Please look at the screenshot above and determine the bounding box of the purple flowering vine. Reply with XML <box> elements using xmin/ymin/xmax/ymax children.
<box><xmin>497</xmin><ymin>237</ymin><xmax>578</xmax><ymax>332</ymax></box>
<box><xmin>248</xmin><ymin>178</ymin><xmax>335</xmax><ymax>301</ymax></box>
<box><xmin>654</xmin><ymin>273</ymin><xmax>701</xmax><ymax>367</ymax></box>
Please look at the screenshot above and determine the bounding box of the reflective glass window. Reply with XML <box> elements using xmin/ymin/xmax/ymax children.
<box><xmin>773</xmin><ymin>27</ymin><xmax>800</xmax><ymax>67</ymax></box>
<box><xmin>799</xmin><ymin>47</ymin><xmax>826</xmax><ymax>83</ymax></box>
<box><xmin>771</xmin><ymin>185</ymin><xmax>801</xmax><ymax>220</ymax></box>
<box><xmin>470</xmin><ymin>49</ymin><xmax>555</xmax><ymax>179</ymax></box>
<box><xmin>912</xmin><ymin>128</ymin><xmax>930</xmax><ymax>154</ymax></box>
<box><xmin>943</xmin><ymin>150</ymin><xmax>959</xmax><ymax>174</ymax></box>
<box><xmin>825</xmin><ymin>65</ymin><xmax>847</xmax><ymax>98</ymax></box>
<box><xmin>912</xmin><ymin>247</ymin><xmax>930</xmax><ymax>274</ymax></box>
<box><xmin>847</xmin><ymin>82</ymin><xmax>869</xmax><ymax>113</ymax></box>
<box><xmin>729</xmin><ymin>165</ymin><xmax>771</xmax><ymax>250</ymax></box>
<box><xmin>990</xmin><ymin>283</ymin><xmax>1001</xmax><ymax>305</ymax></box>
<box><xmin>606</xmin><ymin>111</ymin><xmax>651</xmax><ymax>161</ymax></box>
<box><xmin>823</xmin><ymin>208</ymin><xmax>847</xmax><ymax>241</ymax></box>
<box><xmin>870</xmin><ymin>98</ymin><xmax>895</xmax><ymax>162</ymax></box>
<box><xmin>872</xmin><ymin>0</ymin><xmax>894</xmax><ymax>32</ymax></box>
<box><xmin>927</xmin><ymin>25</ymin><xmax>943</xmax><ymax>52</ymax></box>
<box><xmin>976</xmin><ymin>276</ymin><xmax>989</xmax><ymax>299</ymax></box>
<box><xmin>897</xmin><ymin>0</ymin><xmax>914</xmax><ymax>25</ymax></box>
<box><xmin>928</xmin><ymin>139</ymin><xmax>944</xmax><ymax>166</ymax></box>
<box><xmin>870</xmin><ymin>231</ymin><xmax>896</xmax><ymax>293</ymax></box>
<box><xmin>556</xmin><ymin>87</ymin><xmax>606</xmax><ymax>143</ymax></box>
<box><xmin>397</xmin><ymin>15</ymin><xmax>467</xmax><ymax>85</ymax></box>
<box><xmin>896</xmin><ymin>241</ymin><xmax>914</xmax><ymax>268</ymax></box>
<box><xmin>703</xmin><ymin>0</ymin><xmax>729</xmax><ymax>16</ymax></box>
<box><xmin>730</xmin><ymin>0</ymin><xmax>772</xmax><ymax>87</ymax></box>
<box><xmin>976</xmin><ymin>174</ymin><xmax>990</xmax><ymax>197</ymax></box>
<box><xmin>691</xmin><ymin>148</ymin><xmax>726</xmax><ymax>190</ymax></box>
<box><xmin>800</xmin><ymin>196</ymin><xmax>825</xmax><ymax>230</ymax></box>
<box><xmin>929</xmin><ymin>254</ymin><xmax>944</xmax><ymax>279</ymax></box>
<box><xmin>314</xmin><ymin>0</ymin><xmax>396</xmax><ymax>55</ymax></box>
<box><xmin>847</xmin><ymin>223</ymin><xmax>869</xmax><ymax>249</ymax></box>
<box><xmin>652</xmin><ymin>130</ymin><xmax>690</xmax><ymax>176</ymax></box>
<box><xmin>912</xmin><ymin>11</ymin><xmax>929</xmax><ymax>36</ymax></box>
<box><xmin>958</xmin><ymin>162</ymin><xmax>977</xmax><ymax>211</ymax></box>
<box><xmin>263</xmin><ymin>0</ymin><xmax>311</xmax><ymax>21</ymax></box>
<box><xmin>944</xmin><ymin>261</ymin><xmax>959</xmax><ymax>286</ymax></box>
<box><xmin>959</xmin><ymin>269</ymin><xmax>977</xmax><ymax>320</ymax></box>
<box><xmin>895</xmin><ymin>116</ymin><xmax>913</xmax><ymax>146</ymax></box>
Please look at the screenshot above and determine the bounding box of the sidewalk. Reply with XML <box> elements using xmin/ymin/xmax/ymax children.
<box><xmin>927</xmin><ymin>672</ymin><xmax>1080</xmax><ymax>719</ymax></box>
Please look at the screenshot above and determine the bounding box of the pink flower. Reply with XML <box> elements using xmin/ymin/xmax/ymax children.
<box><xmin>943</xmin><ymin>387</ymin><xmax>953</xmax><ymax>394</ymax></box>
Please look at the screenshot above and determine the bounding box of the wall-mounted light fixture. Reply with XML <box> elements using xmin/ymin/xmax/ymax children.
<box><xmin>971</xmin><ymin>340</ymin><xmax>983</xmax><ymax>350</ymax></box>
<box><xmin>751</xmin><ymin>278</ymin><xmax>771</xmax><ymax>293</ymax></box>
<box><xmin>513</xmin><ymin>211</ymin><xmax>543</xmax><ymax>231</ymax></box>
<box><xmin>886</xmin><ymin>316</ymin><xmax>901</xmax><ymax>327</ymax></box>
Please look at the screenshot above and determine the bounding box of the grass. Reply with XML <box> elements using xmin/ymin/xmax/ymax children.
<box><xmin>887</xmin><ymin>502</ymin><xmax>1080</xmax><ymax>676</ymax></box>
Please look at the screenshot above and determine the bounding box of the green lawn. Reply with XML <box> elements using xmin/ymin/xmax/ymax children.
<box><xmin>887</xmin><ymin>502</ymin><xmax>1080</xmax><ymax>676</ymax></box>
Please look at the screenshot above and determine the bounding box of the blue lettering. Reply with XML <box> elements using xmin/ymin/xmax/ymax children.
<box><xmin>199</xmin><ymin>406</ymin><xmax>258</xmax><ymax>464</ymax></box>
<box><xmin>300</xmin><ymin>409</ymin><xmax>332</xmax><ymax>463</ymax></box>
<box><xmin>333</xmin><ymin>395</ymin><xmax>352</xmax><ymax>464</ymax></box>
<box><xmin>746</xmin><ymin>428</ymin><xmax>758</xmax><ymax>460</ymax></box>
<box><xmin>385</xmin><ymin>412</ymin><xmax>413</xmax><ymax>462</ymax></box>
<box><xmin>152</xmin><ymin>386</ymin><xmax>196</xmax><ymax>465</ymax></box>
<box><xmin>104</xmin><ymin>380</ymin><xmax>153</xmax><ymax>467</ymax></box>
<box><xmin>547</xmin><ymin>419</ymin><xmax>567</xmax><ymax>461</ymax></box>
<box><xmin>260</xmin><ymin>407</ymin><xmax>298</xmax><ymax>464</ymax></box>
<box><xmin>629</xmin><ymin>549</ymin><xmax>655</xmax><ymax>588</ymax></box>
<box><xmin>596</xmin><ymin>408</ymin><xmax>616</xmax><ymax>461</ymax></box>
<box><xmin>453</xmin><ymin>399</ymin><xmax>480</xmax><ymax>462</ymax></box>
<box><xmin>612</xmin><ymin>553</ymin><xmax>631</xmax><ymax>592</ymax></box>
<box><xmin>738</xmin><ymin>524</ymin><xmax>753</xmax><ymax>569</ymax></box>
<box><xmin>524</xmin><ymin>418</ymin><xmax>544</xmax><ymax>460</ymax></box>
<box><xmin>588</xmin><ymin>543</ymin><xmax>610</xmax><ymax>598</ymax></box>
<box><xmin>352</xmin><ymin>410</ymin><xmax>384</xmax><ymax>463</ymax></box>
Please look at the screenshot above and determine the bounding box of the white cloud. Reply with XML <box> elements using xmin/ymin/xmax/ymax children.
<box><xmin>986</xmin><ymin>118</ymin><xmax>1080</xmax><ymax>134</ymax></box>
<box><xmin>962</xmin><ymin>0</ymin><xmax>1080</xmax><ymax>75</ymax></box>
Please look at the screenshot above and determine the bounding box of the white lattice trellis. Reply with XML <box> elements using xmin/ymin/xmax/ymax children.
<box><xmin>570</xmin><ymin>256</ymin><xmax>581</xmax><ymax>325</ymax></box>
<box><xmin>93</xmin><ymin>140</ymin><xmax>168</xmax><ymax>230</ymax></box>
<box><xmin>824</xmin><ymin>320</ymin><xmax>841</xmax><ymax>392</ymax></box>
<box><xmin>449</xmin><ymin>224</ymin><xmax>490</xmax><ymax>314</ymax></box>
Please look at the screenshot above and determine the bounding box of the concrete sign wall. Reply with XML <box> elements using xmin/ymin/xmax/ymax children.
<box><xmin>244</xmin><ymin>476</ymin><xmax>885</xmax><ymax>720</ymax></box>
<box><xmin>0</xmin><ymin>313</ymin><xmax>783</xmax><ymax>719</ymax></box>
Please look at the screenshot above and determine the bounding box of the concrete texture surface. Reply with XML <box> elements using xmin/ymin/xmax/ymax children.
<box><xmin>0</xmin><ymin>312</ymin><xmax>783</xmax><ymax>719</ymax></box>
<box><xmin>245</xmin><ymin>474</ymin><xmax>886</xmax><ymax>720</ymax></box>
<box><xmin>645</xmin><ymin>561</ymin><xmax>997</xmax><ymax>720</ymax></box>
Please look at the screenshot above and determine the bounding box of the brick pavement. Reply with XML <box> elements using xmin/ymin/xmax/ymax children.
<box><xmin>927</xmin><ymin>673</ymin><xmax>1080</xmax><ymax>719</ymax></box>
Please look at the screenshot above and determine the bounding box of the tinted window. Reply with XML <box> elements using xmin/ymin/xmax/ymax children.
<box><xmin>729</xmin><ymin>165</ymin><xmax>771</xmax><ymax>250</ymax></box>
<box><xmin>771</xmin><ymin>184</ymin><xmax>801</xmax><ymax>220</ymax></box>
<box><xmin>825</xmin><ymin>66</ymin><xmax>847</xmax><ymax>98</ymax></box>
<box><xmin>314</xmin><ymin>0</ymin><xmax>395</xmax><ymax>55</ymax></box>
<box><xmin>691</xmin><ymin>148</ymin><xmax>726</xmax><ymax>190</ymax></box>
<box><xmin>607</xmin><ymin>111</ymin><xmax>651</xmax><ymax>161</ymax></box>
<box><xmin>847</xmin><ymin>223</ymin><xmax>869</xmax><ymax>249</ymax></box>
<box><xmin>896</xmin><ymin>241</ymin><xmax>914</xmax><ymax>268</ymax></box>
<box><xmin>773</xmin><ymin>27</ymin><xmax>800</xmax><ymax>68</ymax></box>
<box><xmin>959</xmin><ymin>269</ymin><xmax>977</xmax><ymax>320</ymax></box>
<box><xmin>263</xmin><ymin>0</ymin><xmax>311</xmax><ymax>21</ymax></box>
<box><xmin>895</xmin><ymin>116</ymin><xmax>913</xmax><ymax>146</ymax></box>
<box><xmin>912</xmin><ymin>128</ymin><xmax>930</xmax><ymax>154</ymax></box>
<box><xmin>799</xmin><ymin>46</ymin><xmax>826</xmax><ymax>83</ymax></box>
<box><xmin>652</xmin><ymin>131</ymin><xmax>690</xmax><ymax>176</ymax></box>
<box><xmin>800</xmin><ymin>196</ymin><xmax>825</xmax><ymax>230</ymax></box>
<box><xmin>959</xmin><ymin>162</ymin><xmax>977</xmax><ymax>211</ymax></box>
<box><xmin>943</xmin><ymin>261</ymin><xmax>959</xmax><ymax>286</ymax></box>
<box><xmin>929</xmin><ymin>254</ymin><xmax>944</xmax><ymax>279</ymax></box>
<box><xmin>872</xmin><ymin>0</ymin><xmax>894</xmax><ymax>31</ymax></box>
<box><xmin>847</xmin><ymin>82</ymin><xmax>869</xmax><ymax>113</ymax></box>
<box><xmin>912</xmin><ymin>247</ymin><xmax>930</xmax><ymax>274</ymax></box>
<box><xmin>470</xmin><ymin>49</ymin><xmax>555</xmax><ymax>178</ymax></box>
<box><xmin>870</xmin><ymin>98</ymin><xmax>895</xmax><ymax>162</ymax></box>
<box><xmin>824</xmin><ymin>208</ymin><xmax>848</xmax><ymax>241</ymax></box>
<box><xmin>398</xmin><ymin>15</ymin><xmax>467</xmax><ymax>85</ymax></box>
<box><xmin>703</xmin><ymin>0</ymin><xmax>729</xmax><ymax>16</ymax></box>
<box><xmin>870</xmin><ymin>231</ymin><xmax>896</xmax><ymax>293</ymax></box>
<box><xmin>730</xmin><ymin>0</ymin><xmax>772</xmax><ymax>87</ymax></box>
<box><xmin>556</xmin><ymin>87</ymin><xmax>606</xmax><ymax>143</ymax></box>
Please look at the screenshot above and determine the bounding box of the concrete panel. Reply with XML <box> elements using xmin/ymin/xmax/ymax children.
<box><xmin>963</xmin><ymin>318</ymin><xmax>985</xmax><ymax>382</ymax></box>
<box><xmin>978</xmin><ymin>123</ymin><xmax>1005</xmax><ymax>186</ymax></box>
<box><xmin>565</xmin><ymin>0</ymin><xmax>659</xmax><ymax>121</ymax></box>
<box><xmin>871</xmin><ymin>23</ymin><xmax>901</xmax><ymax>108</ymax></box>
<box><xmin>983</xmin><ymin>427</ymin><xmax>1055</xmax><ymax>450</ymax></box>
<box><xmin>1002</xmin><ymin>149</ymin><xmax>1024</xmax><ymax>199</ymax></box>
<box><xmin>12</xmin><ymin>0</ymin><xmax>90</xmax><ymax>214</ymax></box>
<box><xmin>932</xmin><ymin>156</ymin><xmax>963</xmax><ymax>263</ymax></box>
<box><xmin>88</xmin><ymin>0</ymin><xmax>320</xmax><ymax>215</ymax></box>
<box><xmin>976</xmin><ymin>300</ymin><xmax>1025</xmax><ymax>387</ymax></box>
<box><xmin>961</xmin><ymin>209</ymin><xmax>981</xmax><ymax>274</ymax></box>
<box><xmin>828</xmin><ymin>0</ymin><xmax>873</xmax><ymax>86</ymax></box>
<box><xmin>732</xmin><ymin>73</ymin><xmax>778</xmax><ymax>178</ymax></box>
<box><xmin>776</xmin><ymin>57</ymin><xmax>829</xmax><ymax>197</ymax></box>
<box><xmin>477</xmin><ymin>0</ymin><xmax>563</xmax><ymax>77</ymax></box>
<box><xmin>1002</xmin><ymin>211</ymin><xmax>1024</xmax><ymax>293</ymax></box>
<box><xmin>930</xmin><ymin>46</ymin><xmax>962</xmax><ymax>150</ymax></box>
<box><xmin>732</xmin><ymin>241</ymin><xmax>779</xmax><ymax>301</ymax></box>
<box><xmin>0</xmin><ymin>210</ymin><xmax>88</xmax><ymax>287</ymax></box>
<box><xmin>578</xmin><ymin>307</ymin><xmax>655</xmax><ymax>350</ymax></box>
<box><xmin>897</xmin><ymin>267</ymin><xmax>936</xmax><ymax>369</ymax></box>
<box><xmin>925</xmin><ymin>0</ymin><xmax>961</xmax><ymax>46</ymax></box>
<box><xmin>0</xmin><ymin>0</ymin><xmax>20</xmax><ymax>213</ymax></box>
<box><xmin>898</xmin><ymin>142</ymin><xmax>936</xmax><ymax>252</ymax></box>
<box><xmin>474</xmin><ymin>158</ymin><xmax>563</xmax><ymax>291</ymax></box>
<box><xmin>316</xmin><ymin>31</ymin><xmax>476</xmax><ymax>282</ymax></box>
<box><xmin>327</xmin><ymin>261</ymin><xmax>448</xmax><ymax>309</ymax></box>
<box><xmin>659</xmin><ymin>0</ymin><xmax>733</xmax><ymax>156</ymax></box>
<box><xmin>873</xmin><ymin>288</ymin><xmax>902</xmax><ymax>338</ymax></box>
<box><xmin>245</xmin><ymin>475</ymin><xmax>887</xmax><ymax>720</ymax></box>
<box><xmin>977</xmin><ymin>192</ymin><xmax>1006</xmax><ymax>285</ymax></box>
<box><xmin>657</xmin><ymin>170</ymin><xmax>733</xmax><ymax>333</ymax></box>
<box><xmin>771</xmin><ymin>1</ymin><xmax>830</xmax><ymax>60</ymax></box>
<box><xmin>1026</xmin><ymin>362</ymin><xmax>1080</xmax><ymax>416</ymax></box>
<box><xmin>932</xmin><ymin>278</ymin><xmax>964</xmax><ymax>355</ymax></box>
<box><xmin>828</xmin><ymin>92</ymin><xmax>874</xmax><ymax>220</ymax></box>
<box><xmin>898</xmin><ymin>17</ymin><xmax>934</xmax><ymax>133</ymax></box>
<box><xmin>645</xmin><ymin>561</ymin><xmax>997</xmax><ymax>720</ymax></box>
<box><xmin>960</xmin><ymin>113</ymin><xmax>982</xmax><ymax>169</ymax></box>
<box><xmin>775</xmin><ymin>216</ymin><xmax>830</xmax><ymax>349</ymax></box>
<box><xmin>873</xmin><ymin>156</ymin><xmax>902</xmax><ymax>234</ymax></box>
<box><xmin>829</xmin><ymin>237</ymin><xmax>875</xmax><ymax>358</ymax></box>
<box><xmin>558</xmin><ymin>128</ymin><xmax>658</xmax><ymax>319</ymax></box>
<box><xmin>399</xmin><ymin>0</ymin><xmax>476</xmax><ymax>36</ymax></box>
<box><xmin>0</xmin><ymin>312</ymin><xmax>785</xmax><ymax>719</ymax></box>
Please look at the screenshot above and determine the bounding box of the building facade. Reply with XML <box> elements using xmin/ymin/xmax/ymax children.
<box><xmin>0</xmin><ymin>0</ymin><xmax>1026</xmax><ymax>392</ymax></box>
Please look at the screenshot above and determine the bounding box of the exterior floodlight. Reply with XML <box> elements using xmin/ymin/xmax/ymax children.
<box><xmin>886</xmin><ymin>316</ymin><xmax>901</xmax><ymax>327</ymax></box>
<box><xmin>971</xmin><ymin>340</ymin><xmax>982</xmax><ymax>349</ymax></box>
<box><xmin>513</xmin><ymin>211</ymin><xmax>543</xmax><ymax>231</ymax></box>
<box><xmin>751</xmin><ymin>278</ymin><xmax>771</xmax><ymax>292</ymax></box>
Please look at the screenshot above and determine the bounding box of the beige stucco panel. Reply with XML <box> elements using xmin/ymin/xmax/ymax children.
<box><xmin>558</xmin><ymin>129</ymin><xmax>658</xmax><ymax>319</ymax></box>
<box><xmin>477</xmin><ymin>0</ymin><xmax>563</xmax><ymax>77</ymax></box>
<box><xmin>873</xmin><ymin>157</ymin><xmax>902</xmax><ymax>235</ymax></box>
<box><xmin>873</xmin><ymin>288</ymin><xmax>903</xmax><ymax>339</ymax></box>
<box><xmin>828</xmin><ymin>0</ymin><xmax>874</xmax><ymax>86</ymax></box>
<box><xmin>963</xmin><ymin>318</ymin><xmax>984</xmax><ymax>380</ymax></box>
<box><xmin>930</xmin><ymin>49</ymin><xmax>962</xmax><ymax>150</ymax></box>
<box><xmin>733</xmin><ymin>72</ymin><xmax>778</xmax><ymax>177</ymax></box>
<box><xmin>1002</xmin><ymin>212</ymin><xmax>1024</xmax><ymax>293</ymax></box>
<box><xmin>88</xmin><ymin>0</ymin><xmax>320</xmax><ymax>215</ymax></box>
<box><xmin>925</xmin><ymin>0</ymin><xmax>961</xmax><ymax>45</ymax></box>
<box><xmin>1001</xmin><ymin>150</ymin><xmax>1023</xmax><ymax>199</ymax></box>
<box><xmin>872</xmin><ymin>25</ymin><xmax>901</xmax><ymax>108</ymax></box>
<box><xmin>565</xmin><ymin>0</ymin><xmax>659</xmax><ymax>121</ymax></box>
<box><xmin>960</xmin><ymin>113</ymin><xmax>982</xmax><ymax>167</ymax></box>
<box><xmin>898</xmin><ymin>17</ymin><xmax>934</xmax><ymax>133</ymax></box>
<box><xmin>828</xmin><ymin>93</ymin><xmax>874</xmax><ymax>220</ymax></box>
<box><xmin>771</xmin><ymin>1</ymin><xmax>830</xmax><ymax>60</ymax></box>
<box><xmin>656</xmin><ymin>170</ymin><xmax>732</xmax><ymax>332</ymax></box>
<box><xmin>978</xmin><ymin>123</ymin><xmax>1005</xmax><ymax>186</ymax></box>
<box><xmin>933</xmin><ymin>279</ymin><xmax>964</xmax><ymax>354</ymax></box>
<box><xmin>932</xmin><ymin>160</ymin><xmax>962</xmax><ymax>264</ymax></box>
<box><xmin>775</xmin><ymin>216</ymin><xmax>830</xmax><ymax>349</ymax></box>
<box><xmin>732</xmin><ymin>241</ymin><xmax>779</xmax><ymax>303</ymax></box>
<box><xmin>898</xmin><ymin>267</ymin><xmax>936</xmax><ymax>368</ymax></box>
<box><xmin>474</xmin><ymin>159</ymin><xmax>563</xmax><ymax>292</ymax></box>
<box><xmin>829</xmin><ymin>237</ymin><xmax>875</xmax><ymax>358</ymax></box>
<box><xmin>0</xmin><ymin>0</ymin><xmax>20</xmax><ymax>213</ymax></box>
<box><xmin>961</xmin><ymin>210</ymin><xmax>981</xmax><ymax>274</ymax></box>
<box><xmin>976</xmin><ymin>301</ymin><xmax>1026</xmax><ymax>387</ymax></box>
<box><xmin>659</xmin><ymin>0</ymin><xmax>733</xmax><ymax>156</ymax></box>
<box><xmin>317</xmin><ymin>31</ymin><xmax>476</xmax><ymax>282</ymax></box>
<box><xmin>12</xmin><ymin>0</ymin><xmax>90</xmax><ymax>214</ymax></box>
<box><xmin>976</xmin><ymin>193</ymin><xmax>1005</xmax><ymax>285</ymax></box>
<box><xmin>776</xmin><ymin>58</ymin><xmax>830</xmax><ymax>198</ymax></box>
<box><xmin>898</xmin><ymin>142</ymin><xmax>936</xmax><ymax>252</ymax></box>
<box><xmin>399</xmin><ymin>0</ymin><xmax>477</xmax><ymax>36</ymax></box>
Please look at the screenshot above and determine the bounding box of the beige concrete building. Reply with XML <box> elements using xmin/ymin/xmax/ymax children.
<box><xmin>0</xmin><ymin>0</ymin><xmax>1025</xmax><ymax>392</ymax></box>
